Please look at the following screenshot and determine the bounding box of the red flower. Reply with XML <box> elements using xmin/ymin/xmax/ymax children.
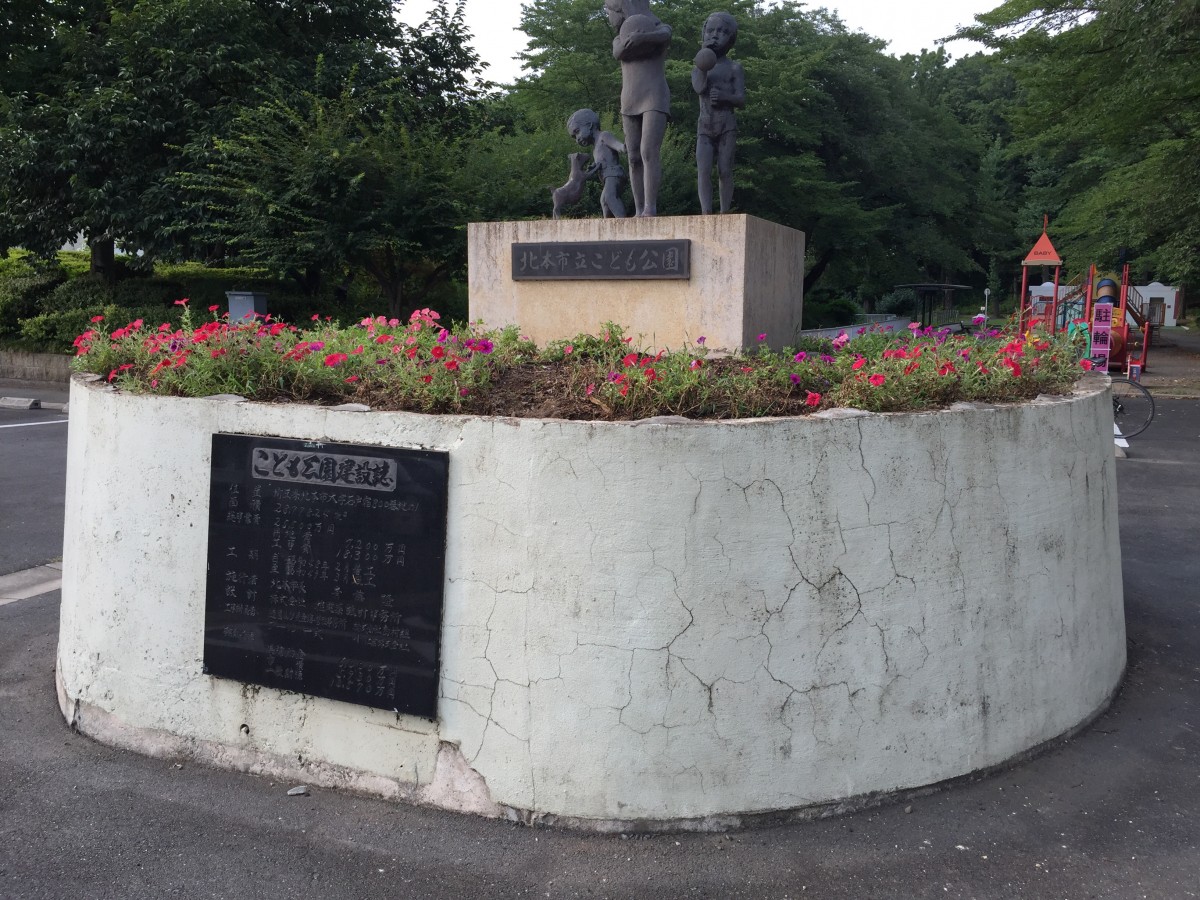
<box><xmin>173</xmin><ymin>298</ymin><xmax>189</xmax><ymax>306</ymax></box>
<box><xmin>852</xmin><ymin>356</ymin><xmax>866</xmax><ymax>370</ymax></box>
<box><xmin>324</xmin><ymin>352</ymin><xmax>349</xmax><ymax>367</ymax></box>
<box><xmin>430</xmin><ymin>345</ymin><xmax>446</xmax><ymax>360</ymax></box>
<box><xmin>805</xmin><ymin>391</ymin><xmax>821</xmax><ymax>407</ymax></box>
<box><xmin>375</xmin><ymin>334</ymin><xmax>394</xmax><ymax>344</ymax></box>
<box><xmin>690</xmin><ymin>359</ymin><xmax>703</xmax><ymax>370</ymax></box>
<box><xmin>619</xmin><ymin>383</ymin><xmax>629</xmax><ymax>396</ymax></box>
<box><xmin>90</xmin><ymin>315</ymin><xmax>104</xmax><ymax>323</ymax></box>
<box><xmin>1079</xmin><ymin>358</ymin><xmax>1093</xmax><ymax>371</ymax></box>
<box><xmin>405</xmin><ymin>346</ymin><xmax>419</xmax><ymax>359</ymax></box>
<box><xmin>351</xmin><ymin>345</ymin><xmax>363</xmax><ymax>355</ymax></box>
<box><xmin>444</xmin><ymin>359</ymin><xmax>460</xmax><ymax>372</ymax></box>
<box><xmin>622</xmin><ymin>352</ymin><xmax>639</xmax><ymax>367</ymax></box>
<box><xmin>642</xmin><ymin>367</ymin><xmax>658</xmax><ymax>382</ymax></box>
<box><xmin>344</xmin><ymin>375</ymin><xmax>359</xmax><ymax>383</ymax></box>
<box><xmin>869</xmin><ymin>373</ymin><xmax>886</xmax><ymax>386</ymax></box>
<box><xmin>903</xmin><ymin>362</ymin><xmax>919</xmax><ymax>376</ymax></box>
<box><xmin>938</xmin><ymin>362</ymin><xmax>956</xmax><ymax>376</ymax></box>
<box><xmin>1003</xmin><ymin>357</ymin><xmax>1022</xmax><ymax>377</ymax></box>
<box><xmin>211</xmin><ymin>348</ymin><xmax>227</xmax><ymax>359</ymax></box>
<box><xmin>208</xmin><ymin>305</ymin><xmax>219</xmax><ymax>312</ymax></box>
<box><xmin>421</xmin><ymin>375</ymin><xmax>433</xmax><ymax>384</ymax></box>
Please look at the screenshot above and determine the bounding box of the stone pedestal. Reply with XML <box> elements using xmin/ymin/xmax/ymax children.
<box><xmin>468</xmin><ymin>215</ymin><xmax>805</xmax><ymax>352</ymax></box>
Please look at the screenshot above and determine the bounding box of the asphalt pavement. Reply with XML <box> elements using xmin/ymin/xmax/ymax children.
<box><xmin>0</xmin><ymin>385</ymin><xmax>1197</xmax><ymax>899</ymax></box>
<box><xmin>0</xmin><ymin>382</ymin><xmax>69</xmax><ymax>576</ymax></box>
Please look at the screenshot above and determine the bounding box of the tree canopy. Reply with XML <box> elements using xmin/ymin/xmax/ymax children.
<box><xmin>0</xmin><ymin>0</ymin><xmax>1192</xmax><ymax>324</ymax></box>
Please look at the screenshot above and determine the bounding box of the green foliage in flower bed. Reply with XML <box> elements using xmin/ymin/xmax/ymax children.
<box><xmin>71</xmin><ymin>304</ymin><xmax>1093</xmax><ymax>420</ymax></box>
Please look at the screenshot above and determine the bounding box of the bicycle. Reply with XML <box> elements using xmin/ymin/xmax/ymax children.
<box><xmin>1109</xmin><ymin>375</ymin><xmax>1155</xmax><ymax>438</ymax></box>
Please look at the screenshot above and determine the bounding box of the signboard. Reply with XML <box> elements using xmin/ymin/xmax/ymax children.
<box><xmin>512</xmin><ymin>240</ymin><xmax>691</xmax><ymax>280</ymax></box>
<box><xmin>203</xmin><ymin>434</ymin><xmax>448</xmax><ymax>718</ymax></box>
<box><xmin>1090</xmin><ymin>300</ymin><xmax>1114</xmax><ymax>371</ymax></box>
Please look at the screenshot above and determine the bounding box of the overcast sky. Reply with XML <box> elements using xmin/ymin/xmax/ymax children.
<box><xmin>398</xmin><ymin>1</ymin><xmax>996</xmax><ymax>83</ymax></box>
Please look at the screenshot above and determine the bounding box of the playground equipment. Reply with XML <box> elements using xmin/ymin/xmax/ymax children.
<box><xmin>1017</xmin><ymin>222</ymin><xmax>1153</xmax><ymax>375</ymax></box>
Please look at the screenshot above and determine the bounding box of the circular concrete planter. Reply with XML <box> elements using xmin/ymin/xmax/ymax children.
<box><xmin>57</xmin><ymin>375</ymin><xmax>1125</xmax><ymax>830</ymax></box>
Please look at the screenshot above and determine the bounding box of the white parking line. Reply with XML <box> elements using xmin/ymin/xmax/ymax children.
<box><xmin>0</xmin><ymin>419</ymin><xmax>70</xmax><ymax>429</ymax></box>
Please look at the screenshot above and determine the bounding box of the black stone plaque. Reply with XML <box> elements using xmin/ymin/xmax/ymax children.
<box><xmin>512</xmin><ymin>240</ymin><xmax>690</xmax><ymax>281</ymax></box>
<box><xmin>203</xmin><ymin>434</ymin><xmax>448</xmax><ymax>719</ymax></box>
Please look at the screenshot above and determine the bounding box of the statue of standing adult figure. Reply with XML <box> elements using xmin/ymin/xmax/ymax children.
<box><xmin>692</xmin><ymin>12</ymin><xmax>745</xmax><ymax>214</ymax></box>
<box><xmin>604</xmin><ymin>0</ymin><xmax>672</xmax><ymax>218</ymax></box>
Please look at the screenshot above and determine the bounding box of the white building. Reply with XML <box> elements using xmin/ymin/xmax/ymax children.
<box><xmin>1133</xmin><ymin>282</ymin><xmax>1181</xmax><ymax>327</ymax></box>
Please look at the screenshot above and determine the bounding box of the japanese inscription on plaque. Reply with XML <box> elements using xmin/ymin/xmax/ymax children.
<box><xmin>203</xmin><ymin>434</ymin><xmax>448</xmax><ymax>719</ymax></box>
<box><xmin>511</xmin><ymin>240</ymin><xmax>690</xmax><ymax>281</ymax></box>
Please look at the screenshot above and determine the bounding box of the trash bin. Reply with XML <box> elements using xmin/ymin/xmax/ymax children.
<box><xmin>225</xmin><ymin>291</ymin><xmax>269</xmax><ymax>322</ymax></box>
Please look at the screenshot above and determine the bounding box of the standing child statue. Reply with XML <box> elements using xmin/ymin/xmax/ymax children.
<box><xmin>692</xmin><ymin>12</ymin><xmax>745</xmax><ymax>214</ymax></box>
<box><xmin>604</xmin><ymin>0</ymin><xmax>672</xmax><ymax>217</ymax></box>
<box><xmin>567</xmin><ymin>108</ymin><xmax>628</xmax><ymax>218</ymax></box>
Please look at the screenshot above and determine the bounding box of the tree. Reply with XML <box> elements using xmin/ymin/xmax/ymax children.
<box><xmin>185</xmin><ymin>2</ymin><xmax>491</xmax><ymax>317</ymax></box>
<box><xmin>0</xmin><ymin>0</ymin><xmax>410</xmax><ymax>278</ymax></box>
<box><xmin>962</xmin><ymin>0</ymin><xmax>1200</xmax><ymax>284</ymax></box>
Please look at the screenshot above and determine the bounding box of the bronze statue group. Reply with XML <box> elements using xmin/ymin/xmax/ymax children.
<box><xmin>553</xmin><ymin>2</ymin><xmax>746</xmax><ymax>220</ymax></box>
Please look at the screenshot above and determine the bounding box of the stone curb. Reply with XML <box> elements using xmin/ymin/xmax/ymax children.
<box><xmin>0</xmin><ymin>563</ymin><xmax>63</xmax><ymax>605</ymax></box>
<box><xmin>0</xmin><ymin>397</ymin><xmax>68</xmax><ymax>412</ymax></box>
<box><xmin>0</xmin><ymin>396</ymin><xmax>40</xmax><ymax>410</ymax></box>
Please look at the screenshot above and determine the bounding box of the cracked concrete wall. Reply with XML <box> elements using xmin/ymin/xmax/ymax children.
<box><xmin>58</xmin><ymin>376</ymin><xmax>1125</xmax><ymax>825</ymax></box>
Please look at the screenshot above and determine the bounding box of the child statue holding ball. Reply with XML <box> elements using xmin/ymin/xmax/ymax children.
<box><xmin>692</xmin><ymin>12</ymin><xmax>745</xmax><ymax>214</ymax></box>
<box><xmin>604</xmin><ymin>0</ymin><xmax>673</xmax><ymax>217</ymax></box>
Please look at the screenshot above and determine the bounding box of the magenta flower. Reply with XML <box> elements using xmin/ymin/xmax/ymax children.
<box><xmin>793</xmin><ymin>351</ymin><xmax>807</xmax><ymax>362</ymax></box>
<box><xmin>757</xmin><ymin>333</ymin><xmax>767</xmax><ymax>342</ymax></box>
<box><xmin>696</xmin><ymin>336</ymin><xmax>706</xmax><ymax>345</ymax></box>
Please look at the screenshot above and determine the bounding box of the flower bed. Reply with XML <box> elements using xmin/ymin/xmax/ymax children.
<box><xmin>57</xmin><ymin>369</ymin><xmax>1125</xmax><ymax>829</ymax></box>
<box><xmin>70</xmin><ymin>303</ymin><xmax>1092</xmax><ymax>420</ymax></box>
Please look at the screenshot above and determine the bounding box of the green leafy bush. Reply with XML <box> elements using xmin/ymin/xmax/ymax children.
<box><xmin>22</xmin><ymin>304</ymin><xmax>184</xmax><ymax>349</ymax></box>
<box><xmin>0</xmin><ymin>270</ymin><xmax>67</xmax><ymax>336</ymax></box>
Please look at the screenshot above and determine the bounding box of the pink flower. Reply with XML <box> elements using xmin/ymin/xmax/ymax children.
<box><xmin>564</xmin><ymin>344</ymin><xmax>574</xmax><ymax>355</ymax></box>
<box><xmin>208</xmin><ymin>304</ymin><xmax>220</xmax><ymax>312</ymax></box>
<box><xmin>832</xmin><ymin>332</ymin><xmax>849</xmax><ymax>350</ymax></box>
<box><xmin>907</xmin><ymin>321</ymin><xmax>921</xmax><ymax>332</ymax></box>
<box><xmin>586</xmin><ymin>383</ymin><xmax>596</xmax><ymax>396</ymax></box>
<box><xmin>689</xmin><ymin>359</ymin><xmax>703</xmax><ymax>370</ymax></box>
<box><xmin>868</xmin><ymin>373</ymin><xmax>886</xmax><ymax>386</ymax></box>
<box><xmin>311</xmin><ymin>314</ymin><xmax>320</xmax><ymax>321</ymax></box>
<box><xmin>90</xmin><ymin>315</ymin><xmax>104</xmax><ymax>323</ymax></box>
<box><xmin>173</xmin><ymin>298</ymin><xmax>189</xmax><ymax>306</ymax></box>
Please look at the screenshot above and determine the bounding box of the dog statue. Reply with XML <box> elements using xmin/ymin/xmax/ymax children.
<box><xmin>552</xmin><ymin>152</ymin><xmax>594</xmax><ymax>220</ymax></box>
